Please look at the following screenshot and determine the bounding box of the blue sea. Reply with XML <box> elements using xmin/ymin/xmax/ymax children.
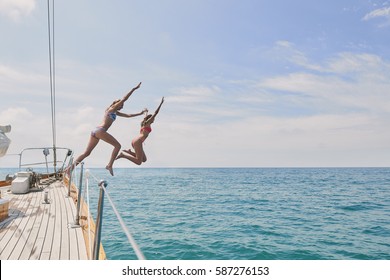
<box><xmin>1</xmin><ymin>167</ymin><xmax>390</xmax><ymax>260</ymax></box>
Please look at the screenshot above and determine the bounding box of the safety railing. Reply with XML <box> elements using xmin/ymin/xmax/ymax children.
<box><xmin>17</xmin><ymin>147</ymin><xmax>73</xmax><ymax>174</ymax></box>
<box><xmin>66</xmin><ymin>158</ymin><xmax>145</xmax><ymax>260</ymax></box>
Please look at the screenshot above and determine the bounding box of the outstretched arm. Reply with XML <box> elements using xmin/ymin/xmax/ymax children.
<box><xmin>148</xmin><ymin>97</ymin><xmax>164</xmax><ymax>123</ymax></box>
<box><xmin>123</xmin><ymin>82</ymin><xmax>142</xmax><ymax>102</ymax></box>
<box><xmin>154</xmin><ymin>97</ymin><xmax>164</xmax><ymax>116</ymax></box>
<box><xmin>112</xmin><ymin>82</ymin><xmax>142</xmax><ymax>110</ymax></box>
<box><xmin>117</xmin><ymin>108</ymin><xmax>148</xmax><ymax>118</ymax></box>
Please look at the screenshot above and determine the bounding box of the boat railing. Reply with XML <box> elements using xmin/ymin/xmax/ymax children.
<box><xmin>17</xmin><ymin>147</ymin><xmax>73</xmax><ymax>174</ymax></box>
<box><xmin>66</xmin><ymin>158</ymin><xmax>145</xmax><ymax>260</ymax></box>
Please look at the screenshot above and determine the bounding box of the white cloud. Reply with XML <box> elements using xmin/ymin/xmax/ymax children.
<box><xmin>362</xmin><ymin>7</ymin><xmax>390</xmax><ymax>21</ymax></box>
<box><xmin>0</xmin><ymin>106</ymin><xmax>32</xmax><ymax>123</ymax></box>
<box><xmin>253</xmin><ymin>44</ymin><xmax>390</xmax><ymax>115</ymax></box>
<box><xmin>0</xmin><ymin>106</ymin><xmax>51</xmax><ymax>161</ymax></box>
<box><xmin>326</xmin><ymin>53</ymin><xmax>388</xmax><ymax>74</ymax></box>
<box><xmin>273</xmin><ymin>41</ymin><xmax>324</xmax><ymax>71</ymax></box>
<box><xmin>0</xmin><ymin>0</ymin><xmax>36</xmax><ymax>22</ymax></box>
<box><xmin>259</xmin><ymin>73</ymin><xmax>389</xmax><ymax>116</ymax></box>
<box><xmin>0</xmin><ymin>64</ymin><xmax>48</xmax><ymax>97</ymax></box>
<box><xmin>140</xmin><ymin>110</ymin><xmax>390</xmax><ymax>167</ymax></box>
<box><xmin>169</xmin><ymin>85</ymin><xmax>221</xmax><ymax>104</ymax></box>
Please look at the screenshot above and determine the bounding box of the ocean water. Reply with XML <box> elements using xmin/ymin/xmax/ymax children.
<box><xmin>1</xmin><ymin>167</ymin><xmax>390</xmax><ymax>260</ymax></box>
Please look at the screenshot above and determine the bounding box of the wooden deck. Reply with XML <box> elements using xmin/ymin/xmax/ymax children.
<box><xmin>0</xmin><ymin>179</ymin><xmax>89</xmax><ymax>260</ymax></box>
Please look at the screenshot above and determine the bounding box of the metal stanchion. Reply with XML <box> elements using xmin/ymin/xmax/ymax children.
<box><xmin>69</xmin><ymin>162</ymin><xmax>84</xmax><ymax>228</ymax></box>
<box><xmin>93</xmin><ymin>180</ymin><xmax>107</xmax><ymax>260</ymax></box>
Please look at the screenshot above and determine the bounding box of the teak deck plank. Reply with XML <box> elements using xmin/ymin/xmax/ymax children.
<box><xmin>0</xmin><ymin>180</ymin><xmax>89</xmax><ymax>260</ymax></box>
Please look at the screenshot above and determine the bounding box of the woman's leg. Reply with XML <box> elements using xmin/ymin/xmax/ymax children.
<box><xmin>117</xmin><ymin>140</ymin><xmax>144</xmax><ymax>165</ymax></box>
<box><xmin>142</xmin><ymin>151</ymin><xmax>147</xmax><ymax>163</ymax></box>
<box><xmin>76</xmin><ymin>136</ymin><xmax>100</xmax><ymax>163</ymax></box>
<box><xmin>122</xmin><ymin>148</ymin><xmax>135</xmax><ymax>156</ymax></box>
<box><xmin>123</xmin><ymin>147</ymin><xmax>147</xmax><ymax>162</ymax></box>
<box><xmin>95</xmin><ymin>130</ymin><xmax>121</xmax><ymax>175</ymax></box>
<box><xmin>66</xmin><ymin>135</ymin><xmax>99</xmax><ymax>176</ymax></box>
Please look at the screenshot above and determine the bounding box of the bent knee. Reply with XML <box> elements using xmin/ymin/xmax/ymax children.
<box><xmin>112</xmin><ymin>143</ymin><xmax>121</xmax><ymax>151</ymax></box>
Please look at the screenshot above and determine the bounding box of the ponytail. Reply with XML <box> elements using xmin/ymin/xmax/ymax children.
<box><xmin>141</xmin><ymin>114</ymin><xmax>152</xmax><ymax>127</ymax></box>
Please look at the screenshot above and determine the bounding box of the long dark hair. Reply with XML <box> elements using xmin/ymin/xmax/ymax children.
<box><xmin>141</xmin><ymin>114</ymin><xmax>152</xmax><ymax>127</ymax></box>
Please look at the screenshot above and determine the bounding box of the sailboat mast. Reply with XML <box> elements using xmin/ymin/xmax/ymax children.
<box><xmin>47</xmin><ymin>0</ymin><xmax>57</xmax><ymax>172</ymax></box>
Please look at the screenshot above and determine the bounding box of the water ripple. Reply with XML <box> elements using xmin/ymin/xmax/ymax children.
<box><xmin>67</xmin><ymin>167</ymin><xmax>390</xmax><ymax>260</ymax></box>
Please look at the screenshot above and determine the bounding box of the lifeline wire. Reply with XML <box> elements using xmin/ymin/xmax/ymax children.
<box><xmin>85</xmin><ymin>169</ymin><xmax>146</xmax><ymax>260</ymax></box>
<box><xmin>100</xmin><ymin>184</ymin><xmax>146</xmax><ymax>260</ymax></box>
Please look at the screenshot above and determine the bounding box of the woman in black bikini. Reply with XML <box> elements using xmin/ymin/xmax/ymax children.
<box><xmin>116</xmin><ymin>97</ymin><xmax>164</xmax><ymax>166</ymax></box>
<box><xmin>67</xmin><ymin>82</ymin><xmax>145</xmax><ymax>176</ymax></box>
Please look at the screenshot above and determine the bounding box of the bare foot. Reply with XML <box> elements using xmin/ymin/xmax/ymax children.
<box><xmin>106</xmin><ymin>165</ymin><xmax>114</xmax><ymax>176</ymax></box>
<box><xmin>116</xmin><ymin>152</ymin><xmax>125</xmax><ymax>160</ymax></box>
<box><xmin>122</xmin><ymin>149</ymin><xmax>132</xmax><ymax>154</ymax></box>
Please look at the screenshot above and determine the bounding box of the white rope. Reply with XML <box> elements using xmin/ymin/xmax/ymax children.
<box><xmin>75</xmin><ymin>167</ymin><xmax>146</xmax><ymax>260</ymax></box>
<box><xmin>101</xmin><ymin>184</ymin><xmax>146</xmax><ymax>260</ymax></box>
<box><xmin>88</xmin><ymin>171</ymin><xmax>101</xmax><ymax>184</ymax></box>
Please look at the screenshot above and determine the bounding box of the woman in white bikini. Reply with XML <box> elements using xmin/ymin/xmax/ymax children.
<box><xmin>116</xmin><ymin>97</ymin><xmax>164</xmax><ymax>165</ymax></box>
<box><xmin>67</xmin><ymin>82</ymin><xmax>146</xmax><ymax>176</ymax></box>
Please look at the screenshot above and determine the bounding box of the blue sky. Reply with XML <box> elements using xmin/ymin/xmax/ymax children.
<box><xmin>1</xmin><ymin>0</ymin><xmax>390</xmax><ymax>168</ymax></box>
